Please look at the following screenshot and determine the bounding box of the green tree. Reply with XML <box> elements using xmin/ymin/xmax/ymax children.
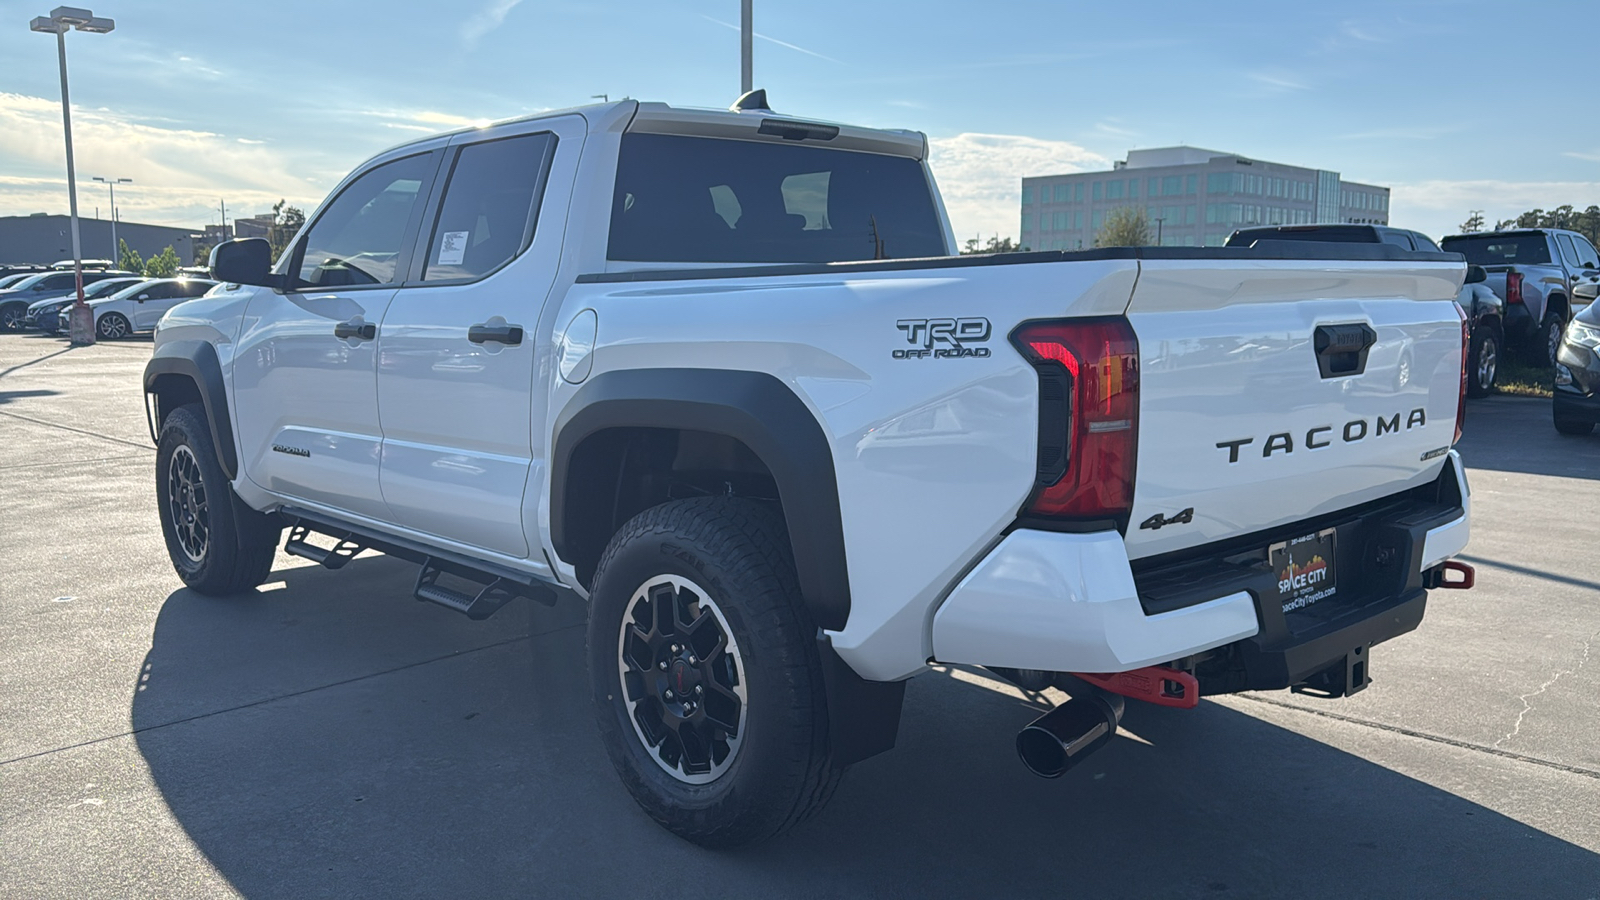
<box><xmin>192</xmin><ymin>243</ymin><xmax>213</xmax><ymax>266</ymax></box>
<box><xmin>1095</xmin><ymin>206</ymin><xmax>1152</xmax><ymax>248</ymax></box>
<box><xmin>1459</xmin><ymin>210</ymin><xmax>1485</xmax><ymax>233</ymax></box>
<box><xmin>268</xmin><ymin>199</ymin><xmax>306</xmax><ymax>264</ymax></box>
<box><xmin>144</xmin><ymin>245</ymin><xmax>181</xmax><ymax>278</ymax></box>
<box><xmin>117</xmin><ymin>238</ymin><xmax>143</xmax><ymax>275</ymax></box>
<box><xmin>960</xmin><ymin>235</ymin><xmax>1031</xmax><ymax>255</ymax></box>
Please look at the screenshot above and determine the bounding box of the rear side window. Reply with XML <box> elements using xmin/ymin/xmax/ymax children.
<box><xmin>1380</xmin><ymin>231</ymin><xmax>1414</xmax><ymax>250</ymax></box>
<box><xmin>179</xmin><ymin>280</ymin><xmax>215</xmax><ymax>297</ymax></box>
<box><xmin>608</xmin><ymin>133</ymin><xmax>946</xmax><ymax>263</ymax></box>
<box><xmin>422</xmin><ymin>133</ymin><xmax>556</xmax><ymax>282</ymax></box>
<box><xmin>1440</xmin><ymin>235</ymin><xmax>1553</xmax><ymax>265</ymax></box>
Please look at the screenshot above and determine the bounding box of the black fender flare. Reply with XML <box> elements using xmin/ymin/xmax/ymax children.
<box><xmin>550</xmin><ymin>368</ymin><xmax>851</xmax><ymax>632</ymax></box>
<box><xmin>143</xmin><ymin>340</ymin><xmax>238</xmax><ymax>479</ymax></box>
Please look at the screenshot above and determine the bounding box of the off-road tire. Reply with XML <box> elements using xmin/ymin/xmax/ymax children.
<box><xmin>1553</xmin><ymin>411</ymin><xmax>1596</xmax><ymax>436</ymax></box>
<box><xmin>156</xmin><ymin>404</ymin><xmax>281</xmax><ymax>594</ymax></box>
<box><xmin>587</xmin><ymin>497</ymin><xmax>839</xmax><ymax>848</ymax></box>
<box><xmin>1467</xmin><ymin>323</ymin><xmax>1500</xmax><ymax>398</ymax></box>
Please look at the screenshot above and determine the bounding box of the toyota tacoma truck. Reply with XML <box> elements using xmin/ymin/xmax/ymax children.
<box><xmin>1440</xmin><ymin>228</ymin><xmax>1600</xmax><ymax>365</ymax></box>
<box><xmin>145</xmin><ymin>94</ymin><xmax>1475</xmax><ymax>848</ymax></box>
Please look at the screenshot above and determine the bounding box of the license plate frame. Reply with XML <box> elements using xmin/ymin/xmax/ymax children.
<box><xmin>1270</xmin><ymin>527</ymin><xmax>1337</xmax><ymax>615</ymax></box>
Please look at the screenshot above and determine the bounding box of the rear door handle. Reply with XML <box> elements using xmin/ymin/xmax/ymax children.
<box><xmin>468</xmin><ymin>322</ymin><xmax>523</xmax><ymax>345</ymax></box>
<box><xmin>334</xmin><ymin>319</ymin><xmax>376</xmax><ymax>341</ymax></box>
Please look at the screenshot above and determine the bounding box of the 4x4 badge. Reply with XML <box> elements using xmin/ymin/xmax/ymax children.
<box><xmin>1139</xmin><ymin>507</ymin><xmax>1194</xmax><ymax>530</ymax></box>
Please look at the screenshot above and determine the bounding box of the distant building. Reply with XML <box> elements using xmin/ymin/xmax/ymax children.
<box><xmin>0</xmin><ymin>214</ymin><xmax>197</xmax><ymax>266</ymax></box>
<box><xmin>232</xmin><ymin>214</ymin><xmax>275</xmax><ymax>240</ymax></box>
<box><xmin>1021</xmin><ymin>146</ymin><xmax>1391</xmax><ymax>250</ymax></box>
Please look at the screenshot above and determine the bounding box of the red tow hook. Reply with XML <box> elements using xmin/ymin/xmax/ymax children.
<box><xmin>1436</xmin><ymin>560</ymin><xmax>1475</xmax><ymax>589</ymax></box>
<box><xmin>1072</xmin><ymin>666</ymin><xmax>1200</xmax><ymax>709</ymax></box>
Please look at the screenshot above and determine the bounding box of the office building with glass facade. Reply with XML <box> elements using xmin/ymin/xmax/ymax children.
<box><xmin>1020</xmin><ymin>146</ymin><xmax>1390</xmax><ymax>250</ymax></box>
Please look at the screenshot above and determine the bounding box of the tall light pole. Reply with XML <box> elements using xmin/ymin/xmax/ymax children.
<box><xmin>740</xmin><ymin>0</ymin><xmax>752</xmax><ymax>94</ymax></box>
<box><xmin>92</xmin><ymin>175</ymin><xmax>130</xmax><ymax>263</ymax></box>
<box><xmin>31</xmin><ymin>6</ymin><xmax>115</xmax><ymax>347</ymax></box>
<box><xmin>1153</xmin><ymin>216</ymin><xmax>1166</xmax><ymax>246</ymax></box>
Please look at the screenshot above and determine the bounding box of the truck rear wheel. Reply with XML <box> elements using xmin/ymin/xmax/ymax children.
<box><xmin>1467</xmin><ymin>323</ymin><xmax>1500</xmax><ymax>397</ymax></box>
<box><xmin>586</xmin><ymin>497</ymin><xmax>838</xmax><ymax>848</ymax></box>
<box><xmin>156</xmin><ymin>404</ymin><xmax>281</xmax><ymax>595</ymax></box>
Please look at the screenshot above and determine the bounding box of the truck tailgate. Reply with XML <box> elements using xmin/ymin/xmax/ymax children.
<box><xmin>1124</xmin><ymin>258</ymin><xmax>1464</xmax><ymax>560</ymax></box>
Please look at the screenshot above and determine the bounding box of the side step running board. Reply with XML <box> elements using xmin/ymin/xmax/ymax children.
<box><xmin>284</xmin><ymin>523</ymin><xmax>366</xmax><ymax>569</ymax></box>
<box><xmin>415</xmin><ymin>559</ymin><xmax>526</xmax><ymax>620</ymax></box>
<box><xmin>279</xmin><ymin>507</ymin><xmax>558</xmax><ymax>620</ymax></box>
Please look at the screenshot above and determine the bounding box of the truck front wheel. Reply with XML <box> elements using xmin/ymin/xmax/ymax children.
<box><xmin>586</xmin><ymin>497</ymin><xmax>839</xmax><ymax>848</ymax></box>
<box><xmin>156</xmin><ymin>404</ymin><xmax>281</xmax><ymax>595</ymax></box>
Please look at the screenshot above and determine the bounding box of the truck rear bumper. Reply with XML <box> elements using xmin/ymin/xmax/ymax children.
<box><xmin>930</xmin><ymin>529</ymin><xmax>1261</xmax><ymax>673</ymax></box>
<box><xmin>930</xmin><ymin>452</ymin><xmax>1470</xmax><ymax>685</ymax></box>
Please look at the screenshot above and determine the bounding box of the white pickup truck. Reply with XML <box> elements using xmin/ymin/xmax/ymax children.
<box><xmin>146</xmin><ymin>95</ymin><xmax>1474</xmax><ymax>848</ymax></box>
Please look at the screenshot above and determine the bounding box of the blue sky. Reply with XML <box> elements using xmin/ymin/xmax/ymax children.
<box><xmin>2</xmin><ymin>0</ymin><xmax>1597</xmax><ymax>242</ymax></box>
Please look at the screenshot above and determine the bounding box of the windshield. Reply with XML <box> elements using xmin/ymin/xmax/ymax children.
<box><xmin>1440</xmin><ymin>235</ymin><xmax>1552</xmax><ymax>265</ymax></box>
<box><xmin>83</xmin><ymin>279</ymin><xmax>139</xmax><ymax>299</ymax></box>
<box><xmin>105</xmin><ymin>280</ymin><xmax>162</xmax><ymax>302</ymax></box>
<box><xmin>608</xmin><ymin>133</ymin><xmax>947</xmax><ymax>263</ymax></box>
<box><xmin>4</xmin><ymin>273</ymin><xmax>51</xmax><ymax>291</ymax></box>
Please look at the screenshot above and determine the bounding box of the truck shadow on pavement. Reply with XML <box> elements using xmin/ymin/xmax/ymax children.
<box><xmin>131</xmin><ymin>555</ymin><xmax>1600</xmax><ymax>899</ymax></box>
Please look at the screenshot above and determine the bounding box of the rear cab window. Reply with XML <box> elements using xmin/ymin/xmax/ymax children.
<box><xmin>1440</xmin><ymin>235</ymin><xmax>1554</xmax><ymax>266</ymax></box>
<box><xmin>608</xmin><ymin>133</ymin><xmax>946</xmax><ymax>263</ymax></box>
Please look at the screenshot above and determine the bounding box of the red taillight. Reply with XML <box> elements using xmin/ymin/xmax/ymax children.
<box><xmin>1011</xmin><ymin>318</ymin><xmax>1139</xmax><ymax>525</ymax></box>
<box><xmin>1456</xmin><ymin>307</ymin><xmax>1469</xmax><ymax>444</ymax></box>
<box><xmin>1505</xmin><ymin>271</ymin><xmax>1524</xmax><ymax>305</ymax></box>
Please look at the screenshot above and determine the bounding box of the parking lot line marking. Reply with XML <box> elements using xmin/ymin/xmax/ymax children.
<box><xmin>0</xmin><ymin>624</ymin><xmax>581</xmax><ymax>769</ymax></box>
<box><xmin>0</xmin><ymin>409</ymin><xmax>153</xmax><ymax>451</ymax></box>
<box><xmin>1232</xmin><ymin>693</ymin><xmax>1600</xmax><ymax>781</ymax></box>
<box><xmin>0</xmin><ymin>453</ymin><xmax>148</xmax><ymax>472</ymax></box>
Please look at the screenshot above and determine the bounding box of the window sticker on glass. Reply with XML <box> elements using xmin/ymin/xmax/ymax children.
<box><xmin>437</xmin><ymin>231</ymin><xmax>470</xmax><ymax>266</ymax></box>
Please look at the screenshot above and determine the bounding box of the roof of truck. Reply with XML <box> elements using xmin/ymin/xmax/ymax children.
<box><xmin>380</xmin><ymin>95</ymin><xmax>929</xmax><ymax>161</ymax></box>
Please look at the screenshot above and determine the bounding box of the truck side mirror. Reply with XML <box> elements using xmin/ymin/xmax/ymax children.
<box><xmin>1465</xmin><ymin>264</ymin><xmax>1487</xmax><ymax>284</ymax></box>
<box><xmin>209</xmin><ymin>238</ymin><xmax>278</xmax><ymax>288</ymax></box>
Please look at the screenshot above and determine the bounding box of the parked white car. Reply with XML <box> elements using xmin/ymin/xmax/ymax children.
<box><xmin>78</xmin><ymin>277</ymin><xmax>217</xmax><ymax>339</ymax></box>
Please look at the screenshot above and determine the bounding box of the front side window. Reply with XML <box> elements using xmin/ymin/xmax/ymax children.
<box><xmin>422</xmin><ymin>133</ymin><xmax>555</xmax><ymax>282</ymax></box>
<box><xmin>295</xmin><ymin>153</ymin><xmax>434</xmax><ymax>289</ymax></box>
<box><xmin>608</xmin><ymin>133</ymin><xmax>945</xmax><ymax>263</ymax></box>
<box><xmin>1572</xmin><ymin>235</ymin><xmax>1600</xmax><ymax>269</ymax></box>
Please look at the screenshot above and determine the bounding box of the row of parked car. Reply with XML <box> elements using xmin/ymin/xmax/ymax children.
<box><xmin>0</xmin><ymin>263</ymin><xmax>215</xmax><ymax>340</ymax></box>
<box><xmin>1227</xmin><ymin>223</ymin><xmax>1600</xmax><ymax>435</ymax></box>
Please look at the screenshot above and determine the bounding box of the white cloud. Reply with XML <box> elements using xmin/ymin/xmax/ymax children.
<box><xmin>1248</xmin><ymin>71</ymin><xmax>1309</xmax><ymax>93</ymax></box>
<box><xmin>928</xmin><ymin>133</ymin><xmax>1107</xmax><ymax>242</ymax></box>
<box><xmin>461</xmin><ymin>0</ymin><xmax>524</xmax><ymax>47</ymax></box>
<box><xmin>1390</xmin><ymin>179</ymin><xmax>1600</xmax><ymax>238</ymax></box>
<box><xmin>0</xmin><ymin>92</ymin><xmax>323</xmax><ymax>227</ymax></box>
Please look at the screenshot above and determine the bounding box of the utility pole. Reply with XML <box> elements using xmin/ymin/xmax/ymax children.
<box><xmin>740</xmin><ymin>0</ymin><xmax>752</xmax><ymax>94</ymax></box>
<box><xmin>1154</xmin><ymin>217</ymin><xmax>1166</xmax><ymax>246</ymax></box>
<box><xmin>93</xmin><ymin>176</ymin><xmax>130</xmax><ymax>262</ymax></box>
<box><xmin>219</xmin><ymin>198</ymin><xmax>228</xmax><ymax>240</ymax></box>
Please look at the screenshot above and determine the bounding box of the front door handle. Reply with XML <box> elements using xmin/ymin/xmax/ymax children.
<box><xmin>334</xmin><ymin>319</ymin><xmax>376</xmax><ymax>341</ymax></box>
<box><xmin>468</xmin><ymin>322</ymin><xmax>523</xmax><ymax>345</ymax></box>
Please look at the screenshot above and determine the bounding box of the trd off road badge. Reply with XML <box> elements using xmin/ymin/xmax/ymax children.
<box><xmin>894</xmin><ymin>317</ymin><xmax>992</xmax><ymax>359</ymax></box>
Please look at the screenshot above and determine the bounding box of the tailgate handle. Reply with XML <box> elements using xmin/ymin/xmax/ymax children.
<box><xmin>1313</xmin><ymin>323</ymin><xmax>1377</xmax><ymax>378</ymax></box>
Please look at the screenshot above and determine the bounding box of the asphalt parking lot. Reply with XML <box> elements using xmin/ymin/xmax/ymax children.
<box><xmin>1</xmin><ymin>332</ymin><xmax>1598</xmax><ymax>899</ymax></box>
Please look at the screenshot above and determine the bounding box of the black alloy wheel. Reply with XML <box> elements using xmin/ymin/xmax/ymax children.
<box><xmin>0</xmin><ymin>304</ymin><xmax>25</xmax><ymax>332</ymax></box>
<box><xmin>617</xmin><ymin>574</ymin><xmax>748</xmax><ymax>783</ymax></box>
